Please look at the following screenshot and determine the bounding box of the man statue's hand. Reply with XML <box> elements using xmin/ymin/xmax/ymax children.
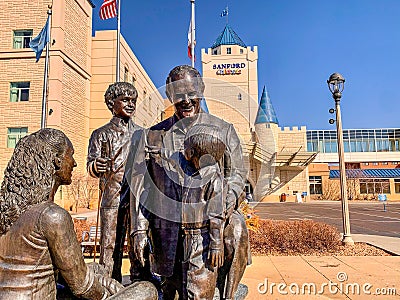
<box><xmin>209</xmin><ymin>248</ymin><xmax>224</xmax><ymax>268</ymax></box>
<box><xmin>132</xmin><ymin>232</ymin><xmax>148</xmax><ymax>267</ymax></box>
<box><xmin>94</xmin><ymin>157</ymin><xmax>109</xmax><ymax>173</ymax></box>
<box><xmin>145</xmin><ymin>145</ymin><xmax>161</xmax><ymax>155</ymax></box>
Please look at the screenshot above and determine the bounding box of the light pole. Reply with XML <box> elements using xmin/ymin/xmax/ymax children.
<box><xmin>327</xmin><ymin>73</ymin><xmax>354</xmax><ymax>246</ymax></box>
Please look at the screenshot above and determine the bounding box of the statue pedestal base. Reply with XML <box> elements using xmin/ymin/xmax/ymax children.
<box><xmin>213</xmin><ymin>283</ymin><xmax>248</xmax><ymax>300</ymax></box>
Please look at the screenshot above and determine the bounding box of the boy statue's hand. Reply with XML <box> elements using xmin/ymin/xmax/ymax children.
<box><xmin>209</xmin><ymin>226</ymin><xmax>224</xmax><ymax>268</ymax></box>
<box><xmin>94</xmin><ymin>157</ymin><xmax>110</xmax><ymax>173</ymax></box>
<box><xmin>209</xmin><ymin>248</ymin><xmax>224</xmax><ymax>268</ymax></box>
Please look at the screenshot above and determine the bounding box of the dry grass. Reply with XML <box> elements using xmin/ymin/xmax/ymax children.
<box><xmin>72</xmin><ymin>217</ymin><xmax>391</xmax><ymax>257</ymax></box>
<box><xmin>249</xmin><ymin>219</ymin><xmax>391</xmax><ymax>256</ymax></box>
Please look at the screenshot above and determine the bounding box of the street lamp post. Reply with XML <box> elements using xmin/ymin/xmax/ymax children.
<box><xmin>327</xmin><ymin>73</ymin><xmax>354</xmax><ymax>246</ymax></box>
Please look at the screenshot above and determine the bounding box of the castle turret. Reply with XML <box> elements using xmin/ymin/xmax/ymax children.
<box><xmin>254</xmin><ymin>86</ymin><xmax>279</xmax><ymax>152</ymax></box>
<box><xmin>255</xmin><ymin>86</ymin><xmax>278</xmax><ymax>125</ymax></box>
<box><xmin>253</xmin><ymin>86</ymin><xmax>280</xmax><ymax>200</ymax></box>
<box><xmin>201</xmin><ymin>24</ymin><xmax>258</xmax><ymax>142</ymax></box>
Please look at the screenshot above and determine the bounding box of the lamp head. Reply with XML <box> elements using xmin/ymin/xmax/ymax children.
<box><xmin>327</xmin><ymin>73</ymin><xmax>345</xmax><ymax>95</ymax></box>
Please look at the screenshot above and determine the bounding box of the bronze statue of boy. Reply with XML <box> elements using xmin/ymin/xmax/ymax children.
<box><xmin>87</xmin><ymin>82</ymin><xmax>141</xmax><ymax>280</ymax></box>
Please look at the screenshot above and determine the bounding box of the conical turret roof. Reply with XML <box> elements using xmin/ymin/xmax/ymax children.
<box><xmin>211</xmin><ymin>24</ymin><xmax>246</xmax><ymax>49</ymax></box>
<box><xmin>200</xmin><ymin>98</ymin><xmax>209</xmax><ymax>113</ymax></box>
<box><xmin>255</xmin><ymin>86</ymin><xmax>278</xmax><ymax>125</ymax></box>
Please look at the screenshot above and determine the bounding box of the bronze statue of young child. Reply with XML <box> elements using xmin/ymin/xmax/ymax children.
<box><xmin>152</xmin><ymin>123</ymin><xmax>227</xmax><ymax>299</ymax></box>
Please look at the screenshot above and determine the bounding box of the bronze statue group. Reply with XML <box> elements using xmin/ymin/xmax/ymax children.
<box><xmin>0</xmin><ymin>65</ymin><xmax>250</xmax><ymax>300</ymax></box>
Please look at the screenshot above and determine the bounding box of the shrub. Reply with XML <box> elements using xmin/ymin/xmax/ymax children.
<box><xmin>249</xmin><ymin>219</ymin><xmax>341</xmax><ymax>255</ymax></box>
<box><xmin>239</xmin><ymin>201</ymin><xmax>260</xmax><ymax>232</ymax></box>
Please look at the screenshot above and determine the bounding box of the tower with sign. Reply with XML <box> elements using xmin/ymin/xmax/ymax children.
<box><xmin>201</xmin><ymin>24</ymin><xmax>258</xmax><ymax>142</ymax></box>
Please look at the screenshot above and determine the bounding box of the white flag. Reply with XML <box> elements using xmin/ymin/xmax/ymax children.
<box><xmin>187</xmin><ymin>20</ymin><xmax>196</xmax><ymax>60</ymax></box>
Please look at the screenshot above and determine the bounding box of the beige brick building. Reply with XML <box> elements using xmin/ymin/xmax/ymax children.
<box><xmin>202</xmin><ymin>24</ymin><xmax>400</xmax><ymax>202</ymax></box>
<box><xmin>0</xmin><ymin>0</ymin><xmax>163</xmax><ymax>208</ymax></box>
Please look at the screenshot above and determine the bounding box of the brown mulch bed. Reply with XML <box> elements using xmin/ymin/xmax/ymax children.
<box><xmin>249</xmin><ymin>219</ymin><xmax>391</xmax><ymax>256</ymax></box>
<box><xmin>72</xmin><ymin>217</ymin><xmax>391</xmax><ymax>256</ymax></box>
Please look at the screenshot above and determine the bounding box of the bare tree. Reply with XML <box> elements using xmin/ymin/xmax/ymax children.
<box><xmin>66</xmin><ymin>174</ymin><xmax>98</xmax><ymax>212</ymax></box>
<box><xmin>345</xmin><ymin>163</ymin><xmax>361</xmax><ymax>200</ymax></box>
<box><xmin>321</xmin><ymin>178</ymin><xmax>340</xmax><ymax>201</ymax></box>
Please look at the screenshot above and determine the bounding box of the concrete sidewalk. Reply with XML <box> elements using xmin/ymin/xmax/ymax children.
<box><xmin>242</xmin><ymin>255</ymin><xmax>400</xmax><ymax>299</ymax></box>
<box><xmin>119</xmin><ymin>234</ymin><xmax>400</xmax><ymax>299</ymax></box>
<box><xmin>241</xmin><ymin>234</ymin><xmax>400</xmax><ymax>299</ymax></box>
<box><xmin>116</xmin><ymin>253</ymin><xmax>400</xmax><ymax>299</ymax></box>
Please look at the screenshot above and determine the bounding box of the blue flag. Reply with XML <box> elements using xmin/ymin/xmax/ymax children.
<box><xmin>220</xmin><ymin>8</ymin><xmax>228</xmax><ymax>17</ymax></box>
<box><xmin>29</xmin><ymin>17</ymin><xmax>50</xmax><ymax>62</ymax></box>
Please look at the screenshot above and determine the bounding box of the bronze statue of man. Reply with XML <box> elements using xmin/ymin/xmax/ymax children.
<box><xmin>0</xmin><ymin>129</ymin><xmax>123</xmax><ymax>299</ymax></box>
<box><xmin>87</xmin><ymin>82</ymin><xmax>141</xmax><ymax>279</ymax></box>
<box><xmin>126</xmin><ymin>65</ymin><xmax>250</xmax><ymax>299</ymax></box>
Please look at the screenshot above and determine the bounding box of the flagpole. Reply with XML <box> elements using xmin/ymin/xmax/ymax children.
<box><xmin>190</xmin><ymin>0</ymin><xmax>195</xmax><ymax>68</ymax></box>
<box><xmin>116</xmin><ymin>0</ymin><xmax>121</xmax><ymax>82</ymax></box>
<box><xmin>41</xmin><ymin>6</ymin><xmax>52</xmax><ymax>129</ymax></box>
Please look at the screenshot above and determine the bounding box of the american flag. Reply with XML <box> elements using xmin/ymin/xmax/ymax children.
<box><xmin>99</xmin><ymin>0</ymin><xmax>117</xmax><ymax>20</ymax></box>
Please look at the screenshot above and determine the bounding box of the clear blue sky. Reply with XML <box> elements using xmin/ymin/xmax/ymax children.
<box><xmin>93</xmin><ymin>0</ymin><xmax>400</xmax><ymax>130</ymax></box>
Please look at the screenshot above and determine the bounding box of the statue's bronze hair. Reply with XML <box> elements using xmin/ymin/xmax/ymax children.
<box><xmin>104</xmin><ymin>82</ymin><xmax>138</xmax><ymax>112</ymax></box>
<box><xmin>0</xmin><ymin>128</ymin><xmax>70</xmax><ymax>235</ymax></box>
<box><xmin>184</xmin><ymin>124</ymin><xmax>226</xmax><ymax>167</ymax></box>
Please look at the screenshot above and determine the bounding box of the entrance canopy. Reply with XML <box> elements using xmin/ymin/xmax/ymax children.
<box><xmin>275</xmin><ymin>150</ymin><xmax>318</xmax><ymax>168</ymax></box>
<box><xmin>330</xmin><ymin>169</ymin><xmax>400</xmax><ymax>179</ymax></box>
<box><xmin>244</xmin><ymin>142</ymin><xmax>317</xmax><ymax>168</ymax></box>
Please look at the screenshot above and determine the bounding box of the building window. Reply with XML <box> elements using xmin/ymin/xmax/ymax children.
<box><xmin>240</xmin><ymin>49</ymin><xmax>244</xmax><ymax>54</ymax></box>
<box><xmin>148</xmin><ymin>96</ymin><xmax>152</xmax><ymax>111</ymax></box>
<box><xmin>213</xmin><ymin>49</ymin><xmax>218</xmax><ymax>55</ymax></box>
<box><xmin>238</xmin><ymin>93</ymin><xmax>242</xmax><ymax>100</ymax></box>
<box><xmin>360</xmin><ymin>179</ymin><xmax>390</xmax><ymax>194</ymax></box>
<box><xmin>7</xmin><ymin>127</ymin><xmax>28</xmax><ymax>148</ymax></box>
<box><xmin>10</xmin><ymin>82</ymin><xmax>30</xmax><ymax>102</ymax></box>
<box><xmin>395</xmin><ymin>179</ymin><xmax>400</xmax><ymax>194</ymax></box>
<box><xmin>309</xmin><ymin>176</ymin><xmax>322</xmax><ymax>194</ymax></box>
<box><xmin>143</xmin><ymin>90</ymin><xmax>147</xmax><ymax>110</ymax></box>
<box><xmin>13</xmin><ymin>30</ymin><xmax>33</xmax><ymax>49</ymax></box>
<box><xmin>124</xmin><ymin>67</ymin><xmax>129</xmax><ymax>82</ymax></box>
<box><xmin>226</xmin><ymin>47</ymin><xmax>231</xmax><ymax>54</ymax></box>
<box><xmin>132</xmin><ymin>75</ymin><xmax>136</xmax><ymax>87</ymax></box>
